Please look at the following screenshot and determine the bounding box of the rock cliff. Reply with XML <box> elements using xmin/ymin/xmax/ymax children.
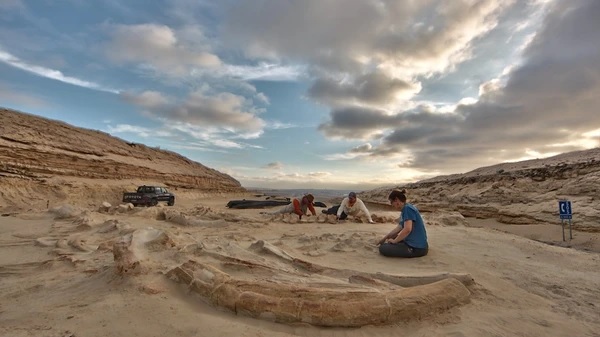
<box><xmin>362</xmin><ymin>148</ymin><xmax>600</xmax><ymax>231</ymax></box>
<box><xmin>0</xmin><ymin>108</ymin><xmax>245</xmax><ymax>209</ymax></box>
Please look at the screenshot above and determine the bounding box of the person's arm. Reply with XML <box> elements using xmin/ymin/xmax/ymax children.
<box><xmin>387</xmin><ymin>220</ymin><xmax>413</xmax><ymax>243</ymax></box>
<box><xmin>377</xmin><ymin>225</ymin><xmax>402</xmax><ymax>245</ymax></box>
<box><xmin>307</xmin><ymin>202</ymin><xmax>316</xmax><ymax>216</ymax></box>
<box><xmin>292</xmin><ymin>199</ymin><xmax>303</xmax><ymax>218</ymax></box>
<box><xmin>336</xmin><ymin>198</ymin><xmax>348</xmax><ymax>218</ymax></box>
<box><xmin>357</xmin><ymin>199</ymin><xmax>374</xmax><ymax>223</ymax></box>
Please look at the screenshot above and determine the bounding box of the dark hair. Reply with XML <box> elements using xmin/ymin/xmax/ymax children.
<box><xmin>348</xmin><ymin>192</ymin><xmax>357</xmax><ymax>199</ymax></box>
<box><xmin>388</xmin><ymin>189</ymin><xmax>407</xmax><ymax>202</ymax></box>
<box><xmin>305</xmin><ymin>194</ymin><xmax>314</xmax><ymax>203</ymax></box>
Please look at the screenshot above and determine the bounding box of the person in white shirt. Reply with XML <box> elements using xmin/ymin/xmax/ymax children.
<box><xmin>336</xmin><ymin>192</ymin><xmax>375</xmax><ymax>223</ymax></box>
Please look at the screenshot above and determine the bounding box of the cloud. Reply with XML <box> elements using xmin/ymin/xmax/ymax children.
<box><xmin>105</xmin><ymin>122</ymin><xmax>253</xmax><ymax>150</ymax></box>
<box><xmin>0</xmin><ymin>48</ymin><xmax>118</xmax><ymax>93</ymax></box>
<box><xmin>350</xmin><ymin>143</ymin><xmax>373</xmax><ymax>153</ymax></box>
<box><xmin>317</xmin><ymin>106</ymin><xmax>402</xmax><ymax>139</ymax></box>
<box><xmin>221</xmin><ymin>0</ymin><xmax>524</xmax><ymax>168</ymax></box>
<box><xmin>106</xmin><ymin>124</ymin><xmax>154</xmax><ymax>138</ymax></box>
<box><xmin>123</xmin><ymin>89</ymin><xmax>266</xmax><ymax>137</ymax></box>
<box><xmin>318</xmin><ymin>0</ymin><xmax>600</xmax><ymax>171</ymax></box>
<box><xmin>167</xmin><ymin>91</ymin><xmax>265</xmax><ymax>135</ymax></box>
<box><xmin>233</xmin><ymin>167</ymin><xmax>405</xmax><ymax>190</ymax></box>
<box><xmin>120</xmin><ymin>88</ymin><xmax>268</xmax><ymax>151</ymax></box>
<box><xmin>266</xmin><ymin>121</ymin><xmax>295</xmax><ymax>130</ymax></box>
<box><xmin>263</xmin><ymin>162</ymin><xmax>283</xmax><ymax>170</ymax></box>
<box><xmin>254</xmin><ymin>92</ymin><xmax>269</xmax><ymax>105</ymax></box>
<box><xmin>210</xmin><ymin>138</ymin><xmax>244</xmax><ymax>149</ymax></box>
<box><xmin>308</xmin><ymin>71</ymin><xmax>421</xmax><ymax>108</ymax></box>
<box><xmin>460</xmin><ymin>0</ymin><xmax>600</xmax><ymax>134</ymax></box>
<box><xmin>322</xmin><ymin>152</ymin><xmax>363</xmax><ymax>161</ymax></box>
<box><xmin>120</xmin><ymin>91</ymin><xmax>169</xmax><ymax>109</ymax></box>
<box><xmin>478</xmin><ymin>79</ymin><xmax>502</xmax><ymax>97</ymax></box>
<box><xmin>239</xmin><ymin>170</ymin><xmax>334</xmax><ymax>186</ymax></box>
<box><xmin>106</xmin><ymin>23</ymin><xmax>221</xmax><ymax>75</ymax></box>
<box><xmin>223</xmin><ymin>0</ymin><xmax>510</xmax><ymax>76</ymax></box>
<box><xmin>217</xmin><ymin>62</ymin><xmax>305</xmax><ymax>81</ymax></box>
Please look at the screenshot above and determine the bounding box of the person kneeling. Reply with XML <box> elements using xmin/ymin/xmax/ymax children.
<box><xmin>377</xmin><ymin>189</ymin><xmax>428</xmax><ymax>258</ymax></box>
<box><xmin>269</xmin><ymin>194</ymin><xmax>316</xmax><ymax>220</ymax></box>
<box><xmin>322</xmin><ymin>192</ymin><xmax>375</xmax><ymax>224</ymax></box>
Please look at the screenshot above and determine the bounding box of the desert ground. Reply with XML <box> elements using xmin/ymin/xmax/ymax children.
<box><xmin>1</xmin><ymin>190</ymin><xmax>599</xmax><ymax>337</ymax></box>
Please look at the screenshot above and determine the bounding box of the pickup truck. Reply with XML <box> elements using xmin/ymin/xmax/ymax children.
<box><xmin>122</xmin><ymin>185</ymin><xmax>175</xmax><ymax>207</ymax></box>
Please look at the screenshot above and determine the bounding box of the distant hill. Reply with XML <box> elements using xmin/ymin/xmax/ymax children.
<box><xmin>0</xmin><ymin>107</ymin><xmax>245</xmax><ymax>209</ymax></box>
<box><xmin>418</xmin><ymin>148</ymin><xmax>600</xmax><ymax>184</ymax></box>
<box><xmin>361</xmin><ymin>147</ymin><xmax>600</xmax><ymax>230</ymax></box>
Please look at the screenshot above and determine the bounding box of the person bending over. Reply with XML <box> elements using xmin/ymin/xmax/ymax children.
<box><xmin>270</xmin><ymin>194</ymin><xmax>316</xmax><ymax>219</ymax></box>
<box><xmin>377</xmin><ymin>189</ymin><xmax>428</xmax><ymax>258</ymax></box>
<box><xmin>331</xmin><ymin>192</ymin><xmax>375</xmax><ymax>223</ymax></box>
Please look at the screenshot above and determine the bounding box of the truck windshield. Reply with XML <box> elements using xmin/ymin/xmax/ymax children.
<box><xmin>137</xmin><ymin>186</ymin><xmax>154</xmax><ymax>193</ymax></box>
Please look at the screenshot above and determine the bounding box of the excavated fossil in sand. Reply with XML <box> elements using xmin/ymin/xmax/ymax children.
<box><xmin>98</xmin><ymin>201</ymin><xmax>112</xmax><ymax>213</ymax></box>
<box><xmin>117</xmin><ymin>203</ymin><xmax>134</xmax><ymax>213</ymax></box>
<box><xmin>167</xmin><ymin>240</ymin><xmax>474</xmax><ymax>327</ymax></box>
<box><xmin>113</xmin><ymin>235</ymin><xmax>140</xmax><ymax>275</ymax></box>
<box><xmin>49</xmin><ymin>205</ymin><xmax>83</xmax><ymax>219</ymax></box>
<box><xmin>162</xmin><ymin>209</ymin><xmax>248</xmax><ymax>227</ymax></box>
<box><xmin>113</xmin><ymin>228</ymin><xmax>175</xmax><ymax>275</ymax></box>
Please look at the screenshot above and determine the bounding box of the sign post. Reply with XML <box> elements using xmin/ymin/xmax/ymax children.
<box><xmin>558</xmin><ymin>200</ymin><xmax>572</xmax><ymax>241</ymax></box>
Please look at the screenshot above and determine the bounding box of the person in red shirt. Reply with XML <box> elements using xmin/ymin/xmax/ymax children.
<box><xmin>269</xmin><ymin>194</ymin><xmax>316</xmax><ymax>219</ymax></box>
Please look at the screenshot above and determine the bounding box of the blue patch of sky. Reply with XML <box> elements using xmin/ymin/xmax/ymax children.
<box><xmin>251</xmin><ymin>80</ymin><xmax>353</xmax><ymax>159</ymax></box>
<box><xmin>185</xmin><ymin>81</ymin><xmax>326</xmax><ymax>168</ymax></box>
<box><xmin>0</xmin><ymin>62</ymin><xmax>154</xmax><ymax>134</ymax></box>
<box><xmin>174</xmin><ymin>79</ymin><xmax>357</xmax><ymax>173</ymax></box>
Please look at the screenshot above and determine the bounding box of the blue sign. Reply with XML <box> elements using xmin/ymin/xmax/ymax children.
<box><xmin>559</xmin><ymin>200</ymin><xmax>572</xmax><ymax>219</ymax></box>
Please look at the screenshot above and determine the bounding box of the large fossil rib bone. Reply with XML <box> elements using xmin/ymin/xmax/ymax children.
<box><xmin>250</xmin><ymin>240</ymin><xmax>475</xmax><ymax>287</ymax></box>
<box><xmin>167</xmin><ymin>240</ymin><xmax>474</xmax><ymax>327</ymax></box>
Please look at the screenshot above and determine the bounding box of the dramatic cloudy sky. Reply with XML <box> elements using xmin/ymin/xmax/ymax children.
<box><xmin>1</xmin><ymin>0</ymin><xmax>599</xmax><ymax>190</ymax></box>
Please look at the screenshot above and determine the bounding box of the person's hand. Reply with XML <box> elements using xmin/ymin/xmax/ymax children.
<box><xmin>377</xmin><ymin>237</ymin><xmax>386</xmax><ymax>246</ymax></box>
<box><xmin>386</xmin><ymin>238</ymin><xmax>396</xmax><ymax>244</ymax></box>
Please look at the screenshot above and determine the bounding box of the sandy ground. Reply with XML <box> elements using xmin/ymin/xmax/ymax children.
<box><xmin>466</xmin><ymin>218</ymin><xmax>600</xmax><ymax>253</ymax></box>
<box><xmin>1</xmin><ymin>194</ymin><xmax>599</xmax><ymax>337</ymax></box>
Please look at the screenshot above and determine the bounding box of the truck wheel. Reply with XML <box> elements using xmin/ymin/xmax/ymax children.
<box><xmin>150</xmin><ymin>198</ymin><xmax>158</xmax><ymax>206</ymax></box>
<box><xmin>167</xmin><ymin>197</ymin><xmax>175</xmax><ymax>206</ymax></box>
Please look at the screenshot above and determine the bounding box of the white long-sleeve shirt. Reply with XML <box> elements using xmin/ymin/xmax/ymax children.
<box><xmin>337</xmin><ymin>197</ymin><xmax>373</xmax><ymax>222</ymax></box>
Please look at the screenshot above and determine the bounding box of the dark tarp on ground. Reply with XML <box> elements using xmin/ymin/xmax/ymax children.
<box><xmin>226</xmin><ymin>200</ymin><xmax>328</xmax><ymax>209</ymax></box>
<box><xmin>226</xmin><ymin>200</ymin><xmax>290</xmax><ymax>209</ymax></box>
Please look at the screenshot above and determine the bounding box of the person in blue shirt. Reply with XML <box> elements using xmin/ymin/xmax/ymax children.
<box><xmin>377</xmin><ymin>189</ymin><xmax>428</xmax><ymax>258</ymax></box>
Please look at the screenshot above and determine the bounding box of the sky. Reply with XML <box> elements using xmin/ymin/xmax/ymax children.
<box><xmin>1</xmin><ymin>0</ymin><xmax>599</xmax><ymax>190</ymax></box>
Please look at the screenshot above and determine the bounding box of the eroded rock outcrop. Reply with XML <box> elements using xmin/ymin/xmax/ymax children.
<box><xmin>0</xmin><ymin>108</ymin><xmax>245</xmax><ymax>210</ymax></box>
<box><xmin>113</xmin><ymin>228</ymin><xmax>175</xmax><ymax>275</ymax></box>
<box><xmin>29</xmin><ymin>203</ymin><xmax>477</xmax><ymax>327</ymax></box>
<box><xmin>362</xmin><ymin>148</ymin><xmax>600</xmax><ymax>230</ymax></box>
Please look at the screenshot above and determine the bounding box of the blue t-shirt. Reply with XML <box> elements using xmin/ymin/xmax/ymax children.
<box><xmin>400</xmin><ymin>203</ymin><xmax>428</xmax><ymax>249</ymax></box>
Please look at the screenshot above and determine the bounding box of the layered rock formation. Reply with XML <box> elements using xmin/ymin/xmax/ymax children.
<box><xmin>0</xmin><ymin>108</ymin><xmax>244</xmax><ymax>209</ymax></box>
<box><xmin>362</xmin><ymin>148</ymin><xmax>600</xmax><ymax>230</ymax></box>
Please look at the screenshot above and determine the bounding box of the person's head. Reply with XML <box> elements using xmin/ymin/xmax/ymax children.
<box><xmin>303</xmin><ymin>194</ymin><xmax>315</xmax><ymax>204</ymax></box>
<box><xmin>348</xmin><ymin>192</ymin><xmax>357</xmax><ymax>204</ymax></box>
<box><xmin>388</xmin><ymin>189</ymin><xmax>407</xmax><ymax>209</ymax></box>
